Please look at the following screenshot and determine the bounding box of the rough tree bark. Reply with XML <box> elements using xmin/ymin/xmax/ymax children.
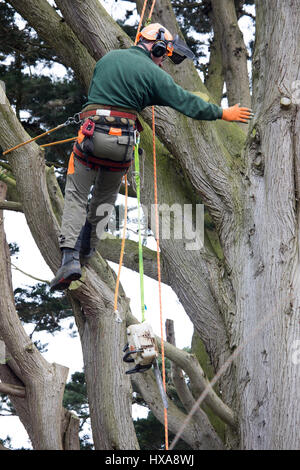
<box><xmin>224</xmin><ymin>0</ymin><xmax>300</xmax><ymax>449</ymax></box>
<box><xmin>210</xmin><ymin>0</ymin><xmax>251</xmax><ymax>109</ymax></box>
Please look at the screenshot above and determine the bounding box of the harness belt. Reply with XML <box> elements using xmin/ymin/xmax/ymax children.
<box><xmin>79</xmin><ymin>107</ymin><xmax>143</xmax><ymax>132</ymax></box>
<box><xmin>73</xmin><ymin>142</ymin><xmax>133</xmax><ymax>172</ymax></box>
<box><xmin>79</xmin><ymin>108</ymin><xmax>137</xmax><ymax>122</ymax></box>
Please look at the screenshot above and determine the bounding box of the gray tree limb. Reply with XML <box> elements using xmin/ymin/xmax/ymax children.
<box><xmin>132</xmin><ymin>371</ymin><xmax>224</xmax><ymax>450</ymax></box>
<box><xmin>0</xmin><ymin>382</ymin><xmax>25</xmax><ymax>398</ymax></box>
<box><xmin>210</xmin><ymin>0</ymin><xmax>251</xmax><ymax>111</ymax></box>
<box><xmin>8</xmin><ymin>0</ymin><xmax>95</xmax><ymax>90</ymax></box>
<box><xmin>127</xmin><ymin>311</ymin><xmax>236</xmax><ymax>428</ymax></box>
<box><xmin>0</xmin><ymin>201</ymin><xmax>23</xmax><ymax>212</ymax></box>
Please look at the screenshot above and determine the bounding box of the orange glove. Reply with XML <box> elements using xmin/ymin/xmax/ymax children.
<box><xmin>222</xmin><ymin>103</ymin><xmax>253</xmax><ymax>123</ymax></box>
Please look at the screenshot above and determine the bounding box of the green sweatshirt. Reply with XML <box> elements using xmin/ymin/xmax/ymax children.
<box><xmin>85</xmin><ymin>46</ymin><xmax>223</xmax><ymax>121</ymax></box>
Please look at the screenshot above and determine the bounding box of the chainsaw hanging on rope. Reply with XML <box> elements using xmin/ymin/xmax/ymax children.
<box><xmin>122</xmin><ymin>323</ymin><xmax>168</xmax><ymax>408</ymax></box>
<box><xmin>123</xmin><ymin>322</ymin><xmax>158</xmax><ymax>374</ymax></box>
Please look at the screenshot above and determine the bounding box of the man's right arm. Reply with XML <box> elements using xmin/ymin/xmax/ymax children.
<box><xmin>152</xmin><ymin>71</ymin><xmax>223</xmax><ymax>121</ymax></box>
<box><xmin>152</xmin><ymin>69</ymin><xmax>252</xmax><ymax>123</ymax></box>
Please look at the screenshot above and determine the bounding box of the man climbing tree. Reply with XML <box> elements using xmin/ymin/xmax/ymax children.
<box><xmin>50</xmin><ymin>22</ymin><xmax>252</xmax><ymax>291</ymax></box>
<box><xmin>0</xmin><ymin>0</ymin><xmax>299</xmax><ymax>451</ymax></box>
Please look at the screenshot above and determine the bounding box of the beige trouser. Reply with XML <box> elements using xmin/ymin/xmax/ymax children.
<box><xmin>59</xmin><ymin>129</ymin><xmax>134</xmax><ymax>250</ymax></box>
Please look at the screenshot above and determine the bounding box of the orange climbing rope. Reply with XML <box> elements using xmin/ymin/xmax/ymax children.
<box><xmin>40</xmin><ymin>136</ymin><xmax>77</xmax><ymax>148</ymax></box>
<box><xmin>113</xmin><ymin>173</ymin><xmax>128</xmax><ymax>320</ymax></box>
<box><xmin>1</xmin><ymin>123</ymin><xmax>66</xmax><ymax>156</ymax></box>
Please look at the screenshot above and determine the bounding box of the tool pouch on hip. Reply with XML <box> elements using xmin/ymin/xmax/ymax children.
<box><xmin>91</xmin><ymin>125</ymin><xmax>134</xmax><ymax>163</ymax></box>
<box><xmin>75</xmin><ymin>118</ymin><xmax>135</xmax><ymax>171</ymax></box>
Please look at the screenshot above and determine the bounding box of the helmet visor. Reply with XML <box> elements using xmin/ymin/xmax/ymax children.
<box><xmin>169</xmin><ymin>35</ymin><xmax>195</xmax><ymax>64</ymax></box>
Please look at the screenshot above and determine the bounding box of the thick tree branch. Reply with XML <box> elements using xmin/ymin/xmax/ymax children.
<box><xmin>0</xmin><ymin>95</ymin><xmax>62</xmax><ymax>271</ymax></box>
<box><xmin>99</xmin><ymin>235</ymin><xmax>169</xmax><ymax>284</ymax></box>
<box><xmin>0</xmin><ymin>382</ymin><xmax>25</xmax><ymax>398</ymax></box>
<box><xmin>8</xmin><ymin>0</ymin><xmax>95</xmax><ymax>90</ymax></box>
<box><xmin>0</xmin><ymin>201</ymin><xmax>23</xmax><ymax>212</ymax></box>
<box><xmin>210</xmin><ymin>0</ymin><xmax>251</xmax><ymax>111</ymax></box>
<box><xmin>132</xmin><ymin>371</ymin><xmax>224</xmax><ymax>449</ymax></box>
<box><xmin>0</xmin><ymin>170</ymin><xmax>17</xmax><ymax>189</ymax></box>
<box><xmin>127</xmin><ymin>311</ymin><xmax>236</xmax><ymax>428</ymax></box>
<box><xmin>2</xmin><ymin>1</ymin><xmax>236</xmax><ymax>396</ymax></box>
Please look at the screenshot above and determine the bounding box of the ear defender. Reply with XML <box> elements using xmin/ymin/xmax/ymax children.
<box><xmin>151</xmin><ymin>28</ymin><xmax>168</xmax><ymax>58</ymax></box>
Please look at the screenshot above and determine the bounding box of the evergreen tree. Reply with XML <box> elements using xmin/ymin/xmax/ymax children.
<box><xmin>0</xmin><ymin>1</ymin><xmax>86</xmax><ymax>186</ymax></box>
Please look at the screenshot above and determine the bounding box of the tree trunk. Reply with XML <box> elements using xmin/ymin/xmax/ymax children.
<box><xmin>224</xmin><ymin>0</ymin><xmax>300</xmax><ymax>449</ymax></box>
<box><xmin>210</xmin><ymin>0</ymin><xmax>251</xmax><ymax>110</ymax></box>
<box><xmin>0</xmin><ymin>182</ymin><xmax>74</xmax><ymax>450</ymax></box>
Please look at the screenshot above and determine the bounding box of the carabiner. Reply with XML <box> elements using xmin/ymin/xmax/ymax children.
<box><xmin>64</xmin><ymin>113</ymin><xmax>82</xmax><ymax>127</ymax></box>
<box><xmin>73</xmin><ymin>113</ymin><xmax>82</xmax><ymax>124</ymax></box>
